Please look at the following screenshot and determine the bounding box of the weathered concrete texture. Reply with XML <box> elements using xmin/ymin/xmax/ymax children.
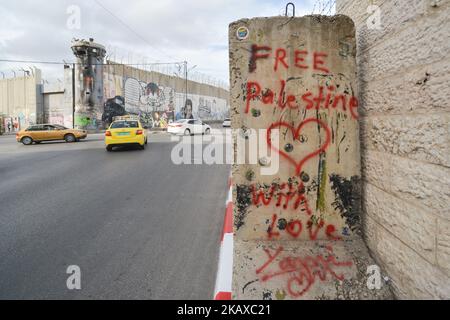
<box><xmin>229</xmin><ymin>15</ymin><xmax>393</xmax><ymax>299</ymax></box>
<box><xmin>362</xmin><ymin>149</ymin><xmax>450</xmax><ymax>217</ymax></box>
<box><xmin>337</xmin><ymin>0</ymin><xmax>450</xmax><ymax>299</ymax></box>
<box><xmin>364</xmin><ymin>114</ymin><xmax>450</xmax><ymax>167</ymax></box>
<box><xmin>363</xmin><ymin>183</ymin><xmax>437</xmax><ymax>264</ymax></box>
<box><xmin>233</xmin><ymin>239</ymin><xmax>393</xmax><ymax>300</ymax></box>
<box><xmin>359</xmin><ymin>58</ymin><xmax>450</xmax><ymax>116</ymax></box>
<box><xmin>364</xmin><ymin>216</ymin><xmax>450</xmax><ymax>299</ymax></box>
<box><xmin>0</xmin><ymin>69</ymin><xmax>44</xmax><ymax>130</ymax></box>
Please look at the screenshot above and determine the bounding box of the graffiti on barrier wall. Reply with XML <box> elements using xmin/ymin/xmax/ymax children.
<box><xmin>233</xmin><ymin>42</ymin><xmax>361</xmax><ymax>298</ymax></box>
<box><xmin>101</xmin><ymin>78</ymin><xmax>175</xmax><ymax>128</ymax></box>
<box><xmin>102</xmin><ymin>76</ymin><xmax>229</xmax><ymax>128</ymax></box>
<box><xmin>256</xmin><ymin>246</ymin><xmax>353</xmax><ymax>298</ymax></box>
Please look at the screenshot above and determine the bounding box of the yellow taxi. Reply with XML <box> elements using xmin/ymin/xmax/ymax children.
<box><xmin>16</xmin><ymin>124</ymin><xmax>87</xmax><ymax>145</ymax></box>
<box><xmin>105</xmin><ymin>117</ymin><xmax>148</xmax><ymax>152</ymax></box>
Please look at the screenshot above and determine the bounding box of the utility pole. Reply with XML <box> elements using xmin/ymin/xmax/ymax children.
<box><xmin>72</xmin><ymin>63</ymin><xmax>76</xmax><ymax>129</ymax></box>
<box><xmin>184</xmin><ymin>61</ymin><xmax>188</xmax><ymax>118</ymax></box>
<box><xmin>183</xmin><ymin>62</ymin><xmax>197</xmax><ymax>119</ymax></box>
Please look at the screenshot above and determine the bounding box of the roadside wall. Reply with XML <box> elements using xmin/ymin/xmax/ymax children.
<box><xmin>102</xmin><ymin>63</ymin><xmax>230</xmax><ymax>129</ymax></box>
<box><xmin>336</xmin><ymin>0</ymin><xmax>450</xmax><ymax>299</ymax></box>
<box><xmin>0</xmin><ymin>69</ymin><xmax>43</xmax><ymax>131</ymax></box>
<box><xmin>42</xmin><ymin>70</ymin><xmax>72</xmax><ymax>129</ymax></box>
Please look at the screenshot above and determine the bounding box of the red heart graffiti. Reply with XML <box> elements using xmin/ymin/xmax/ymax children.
<box><xmin>267</xmin><ymin>118</ymin><xmax>332</xmax><ymax>176</ymax></box>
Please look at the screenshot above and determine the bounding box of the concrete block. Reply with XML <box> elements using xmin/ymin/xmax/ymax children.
<box><xmin>230</xmin><ymin>15</ymin><xmax>362</xmax><ymax>241</ymax></box>
<box><xmin>229</xmin><ymin>14</ymin><xmax>396</xmax><ymax>299</ymax></box>
<box><xmin>233</xmin><ymin>239</ymin><xmax>393</xmax><ymax>300</ymax></box>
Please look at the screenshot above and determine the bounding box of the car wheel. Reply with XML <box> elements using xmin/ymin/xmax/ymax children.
<box><xmin>184</xmin><ymin>129</ymin><xmax>191</xmax><ymax>136</ymax></box>
<box><xmin>65</xmin><ymin>134</ymin><xmax>76</xmax><ymax>143</ymax></box>
<box><xmin>21</xmin><ymin>137</ymin><xmax>33</xmax><ymax>146</ymax></box>
<box><xmin>106</xmin><ymin>145</ymin><xmax>113</xmax><ymax>152</ymax></box>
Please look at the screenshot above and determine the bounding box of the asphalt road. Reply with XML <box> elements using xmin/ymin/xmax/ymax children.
<box><xmin>0</xmin><ymin>131</ymin><xmax>230</xmax><ymax>299</ymax></box>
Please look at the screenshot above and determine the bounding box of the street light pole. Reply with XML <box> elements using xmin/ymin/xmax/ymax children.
<box><xmin>184</xmin><ymin>61</ymin><xmax>188</xmax><ymax>118</ymax></box>
<box><xmin>72</xmin><ymin>63</ymin><xmax>76</xmax><ymax>129</ymax></box>
<box><xmin>184</xmin><ymin>62</ymin><xmax>197</xmax><ymax>119</ymax></box>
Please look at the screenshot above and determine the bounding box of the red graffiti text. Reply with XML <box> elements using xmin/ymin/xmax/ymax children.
<box><xmin>249</xmin><ymin>45</ymin><xmax>329</xmax><ymax>74</ymax></box>
<box><xmin>256</xmin><ymin>246</ymin><xmax>353</xmax><ymax>298</ymax></box>
<box><xmin>251</xmin><ymin>182</ymin><xmax>312</xmax><ymax>214</ymax></box>
<box><xmin>245</xmin><ymin>80</ymin><xmax>359</xmax><ymax>119</ymax></box>
<box><xmin>267</xmin><ymin>214</ymin><xmax>342</xmax><ymax>241</ymax></box>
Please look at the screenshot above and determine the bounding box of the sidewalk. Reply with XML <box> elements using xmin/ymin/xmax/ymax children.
<box><xmin>0</xmin><ymin>132</ymin><xmax>17</xmax><ymax>136</ymax></box>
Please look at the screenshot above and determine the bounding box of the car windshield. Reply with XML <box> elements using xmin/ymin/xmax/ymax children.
<box><xmin>111</xmin><ymin>121</ymin><xmax>139</xmax><ymax>129</ymax></box>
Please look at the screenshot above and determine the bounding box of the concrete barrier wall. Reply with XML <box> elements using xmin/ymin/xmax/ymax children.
<box><xmin>72</xmin><ymin>61</ymin><xmax>230</xmax><ymax>130</ymax></box>
<box><xmin>102</xmin><ymin>63</ymin><xmax>230</xmax><ymax>129</ymax></box>
<box><xmin>42</xmin><ymin>69</ymin><xmax>73</xmax><ymax>129</ymax></box>
<box><xmin>0</xmin><ymin>69</ymin><xmax>43</xmax><ymax>131</ymax></box>
<box><xmin>229</xmin><ymin>15</ymin><xmax>393</xmax><ymax>300</ymax></box>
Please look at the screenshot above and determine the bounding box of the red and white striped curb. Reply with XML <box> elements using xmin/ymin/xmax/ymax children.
<box><xmin>214</xmin><ymin>175</ymin><xmax>233</xmax><ymax>300</ymax></box>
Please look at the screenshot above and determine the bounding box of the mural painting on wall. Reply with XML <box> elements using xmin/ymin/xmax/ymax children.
<box><xmin>49</xmin><ymin>112</ymin><xmax>73</xmax><ymax>129</ymax></box>
<box><xmin>102</xmin><ymin>78</ymin><xmax>175</xmax><ymax>128</ymax></box>
<box><xmin>3</xmin><ymin>118</ymin><xmax>14</xmax><ymax>133</ymax></box>
<box><xmin>198</xmin><ymin>97</ymin><xmax>216</xmax><ymax>119</ymax></box>
<box><xmin>179</xmin><ymin>96</ymin><xmax>229</xmax><ymax>120</ymax></box>
<box><xmin>180</xmin><ymin>99</ymin><xmax>194</xmax><ymax>119</ymax></box>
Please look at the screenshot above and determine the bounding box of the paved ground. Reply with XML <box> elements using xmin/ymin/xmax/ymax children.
<box><xmin>0</xmin><ymin>131</ymin><xmax>230</xmax><ymax>299</ymax></box>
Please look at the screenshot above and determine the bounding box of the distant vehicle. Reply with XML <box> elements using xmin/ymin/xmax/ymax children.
<box><xmin>105</xmin><ymin>118</ymin><xmax>148</xmax><ymax>152</ymax></box>
<box><xmin>167</xmin><ymin>119</ymin><xmax>211</xmax><ymax>136</ymax></box>
<box><xmin>16</xmin><ymin>124</ymin><xmax>87</xmax><ymax>145</ymax></box>
<box><xmin>222</xmin><ymin>118</ymin><xmax>231</xmax><ymax>128</ymax></box>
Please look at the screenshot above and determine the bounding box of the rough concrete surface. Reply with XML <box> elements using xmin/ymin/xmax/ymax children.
<box><xmin>233</xmin><ymin>239</ymin><xmax>393</xmax><ymax>300</ymax></box>
<box><xmin>229</xmin><ymin>15</ymin><xmax>394</xmax><ymax>299</ymax></box>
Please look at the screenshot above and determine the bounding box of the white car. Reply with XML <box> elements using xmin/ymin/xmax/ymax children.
<box><xmin>222</xmin><ymin>118</ymin><xmax>231</xmax><ymax>127</ymax></box>
<box><xmin>167</xmin><ymin>119</ymin><xmax>212</xmax><ymax>136</ymax></box>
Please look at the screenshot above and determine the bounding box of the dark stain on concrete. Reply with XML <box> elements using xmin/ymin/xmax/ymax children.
<box><xmin>242</xmin><ymin>279</ymin><xmax>259</xmax><ymax>294</ymax></box>
<box><xmin>251</xmin><ymin>108</ymin><xmax>261</xmax><ymax>117</ymax></box>
<box><xmin>277</xmin><ymin>218</ymin><xmax>288</xmax><ymax>230</ymax></box>
<box><xmin>236</xmin><ymin>185</ymin><xmax>252</xmax><ymax>230</ymax></box>
<box><xmin>300</xmin><ymin>171</ymin><xmax>310</xmax><ymax>183</ymax></box>
<box><xmin>330</xmin><ymin>175</ymin><xmax>361</xmax><ymax>231</ymax></box>
<box><xmin>245</xmin><ymin>170</ymin><xmax>255</xmax><ymax>181</ymax></box>
<box><xmin>262</xmin><ymin>290</ymin><xmax>273</xmax><ymax>300</ymax></box>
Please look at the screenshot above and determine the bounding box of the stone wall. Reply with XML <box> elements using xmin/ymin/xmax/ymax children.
<box><xmin>336</xmin><ymin>0</ymin><xmax>450</xmax><ymax>299</ymax></box>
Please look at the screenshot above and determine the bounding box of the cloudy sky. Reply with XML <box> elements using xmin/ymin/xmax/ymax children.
<box><xmin>0</xmin><ymin>0</ymin><xmax>335</xmax><ymax>84</ymax></box>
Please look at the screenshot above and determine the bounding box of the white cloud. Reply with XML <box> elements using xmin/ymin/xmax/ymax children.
<box><xmin>0</xmin><ymin>0</ymin><xmax>324</xmax><ymax>83</ymax></box>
